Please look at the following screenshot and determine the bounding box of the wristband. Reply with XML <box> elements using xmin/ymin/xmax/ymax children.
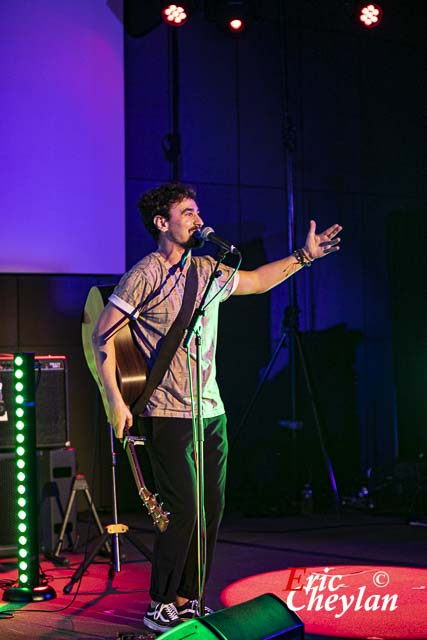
<box><xmin>293</xmin><ymin>248</ymin><xmax>313</xmax><ymax>267</ymax></box>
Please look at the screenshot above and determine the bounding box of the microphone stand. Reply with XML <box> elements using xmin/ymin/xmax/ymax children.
<box><xmin>183</xmin><ymin>248</ymin><xmax>228</xmax><ymax>617</ymax></box>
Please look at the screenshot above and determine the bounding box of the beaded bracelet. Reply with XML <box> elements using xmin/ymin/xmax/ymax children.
<box><xmin>293</xmin><ymin>248</ymin><xmax>313</xmax><ymax>267</ymax></box>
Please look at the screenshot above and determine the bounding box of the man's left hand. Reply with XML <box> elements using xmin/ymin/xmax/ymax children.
<box><xmin>304</xmin><ymin>220</ymin><xmax>342</xmax><ymax>261</ymax></box>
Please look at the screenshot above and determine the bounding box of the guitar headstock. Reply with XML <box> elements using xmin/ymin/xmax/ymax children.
<box><xmin>141</xmin><ymin>488</ymin><xmax>170</xmax><ymax>533</ymax></box>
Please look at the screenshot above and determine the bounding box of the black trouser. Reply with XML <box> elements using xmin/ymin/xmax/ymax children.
<box><xmin>138</xmin><ymin>414</ymin><xmax>228</xmax><ymax>603</ymax></box>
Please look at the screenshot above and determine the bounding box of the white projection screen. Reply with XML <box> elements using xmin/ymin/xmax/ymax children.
<box><xmin>0</xmin><ymin>1</ymin><xmax>125</xmax><ymax>274</ymax></box>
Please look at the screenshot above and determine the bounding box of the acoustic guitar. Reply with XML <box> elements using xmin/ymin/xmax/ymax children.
<box><xmin>81</xmin><ymin>285</ymin><xmax>169</xmax><ymax>533</ymax></box>
<box><xmin>81</xmin><ymin>285</ymin><xmax>149</xmax><ymax>416</ymax></box>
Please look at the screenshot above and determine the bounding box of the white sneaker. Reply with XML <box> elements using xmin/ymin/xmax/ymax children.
<box><xmin>176</xmin><ymin>599</ymin><xmax>215</xmax><ymax>620</ymax></box>
<box><xmin>143</xmin><ymin>601</ymin><xmax>182</xmax><ymax>633</ymax></box>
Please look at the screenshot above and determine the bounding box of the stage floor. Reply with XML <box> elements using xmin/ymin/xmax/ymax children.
<box><xmin>0</xmin><ymin>511</ymin><xmax>426</xmax><ymax>639</ymax></box>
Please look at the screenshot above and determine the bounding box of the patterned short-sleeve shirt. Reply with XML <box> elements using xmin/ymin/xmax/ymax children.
<box><xmin>109</xmin><ymin>251</ymin><xmax>239</xmax><ymax>418</ymax></box>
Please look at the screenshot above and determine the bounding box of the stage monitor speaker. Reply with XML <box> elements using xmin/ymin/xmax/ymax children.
<box><xmin>160</xmin><ymin>594</ymin><xmax>304</xmax><ymax>640</ymax></box>
<box><xmin>0</xmin><ymin>355</ymin><xmax>69</xmax><ymax>450</ymax></box>
<box><xmin>0</xmin><ymin>448</ymin><xmax>76</xmax><ymax>554</ymax></box>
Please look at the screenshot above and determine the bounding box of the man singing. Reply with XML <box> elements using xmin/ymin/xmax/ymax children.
<box><xmin>92</xmin><ymin>182</ymin><xmax>342</xmax><ymax>633</ymax></box>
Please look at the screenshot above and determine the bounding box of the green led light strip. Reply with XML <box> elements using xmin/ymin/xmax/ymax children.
<box><xmin>3</xmin><ymin>353</ymin><xmax>56</xmax><ymax>602</ymax></box>
<box><xmin>14</xmin><ymin>353</ymin><xmax>39</xmax><ymax>589</ymax></box>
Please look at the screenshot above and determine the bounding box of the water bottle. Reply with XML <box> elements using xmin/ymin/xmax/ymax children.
<box><xmin>301</xmin><ymin>483</ymin><xmax>313</xmax><ymax>515</ymax></box>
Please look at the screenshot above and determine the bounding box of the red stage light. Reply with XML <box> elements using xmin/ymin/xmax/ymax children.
<box><xmin>205</xmin><ymin>1</ymin><xmax>256</xmax><ymax>36</ymax></box>
<box><xmin>359</xmin><ymin>3</ymin><xmax>383</xmax><ymax>28</ymax></box>
<box><xmin>228</xmin><ymin>18</ymin><xmax>244</xmax><ymax>33</ymax></box>
<box><xmin>162</xmin><ymin>3</ymin><xmax>188</xmax><ymax>27</ymax></box>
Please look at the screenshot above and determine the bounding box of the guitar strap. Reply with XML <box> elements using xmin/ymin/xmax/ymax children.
<box><xmin>130</xmin><ymin>259</ymin><xmax>198</xmax><ymax>416</ymax></box>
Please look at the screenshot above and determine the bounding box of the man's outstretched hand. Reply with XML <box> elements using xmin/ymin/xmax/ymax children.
<box><xmin>304</xmin><ymin>220</ymin><xmax>342</xmax><ymax>261</ymax></box>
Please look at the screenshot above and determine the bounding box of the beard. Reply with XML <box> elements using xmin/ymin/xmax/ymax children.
<box><xmin>183</xmin><ymin>229</ymin><xmax>204</xmax><ymax>250</ymax></box>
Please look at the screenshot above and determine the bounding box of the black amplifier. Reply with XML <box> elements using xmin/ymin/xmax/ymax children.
<box><xmin>0</xmin><ymin>447</ymin><xmax>77</xmax><ymax>553</ymax></box>
<box><xmin>0</xmin><ymin>355</ymin><xmax>70</xmax><ymax>450</ymax></box>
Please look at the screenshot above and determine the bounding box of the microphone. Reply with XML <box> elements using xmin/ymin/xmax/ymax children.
<box><xmin>194</xmin><ymin>227</ymin><xmax>240</xmax><ymax>255</ymax></box>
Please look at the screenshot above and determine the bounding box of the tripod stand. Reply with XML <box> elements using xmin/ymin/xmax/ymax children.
<box><xmin>232</xmin><ymin>303</ymin><xmax>341</xmax><ymax>513</ymax></box>
<box><xmin>60</xmin><ymin>425</ymin><xmax>153</xmax><ymax>594</ymax></box>
<box><xmin>48</xmin><ymin>472</ymin><xmax>110</xmax><ymax>566</ymax></box>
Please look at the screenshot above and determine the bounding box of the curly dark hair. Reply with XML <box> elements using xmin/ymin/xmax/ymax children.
<box><xmin>137</xmin><ymin>182</ymin><xmax>197</xmax><ymax>241</ymax></box>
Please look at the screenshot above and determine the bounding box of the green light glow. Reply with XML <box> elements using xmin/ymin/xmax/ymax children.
<box><xmin>14</xmin><ymin>353</ymin><xmax>38</xmax><ymax>592</ymax></box>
